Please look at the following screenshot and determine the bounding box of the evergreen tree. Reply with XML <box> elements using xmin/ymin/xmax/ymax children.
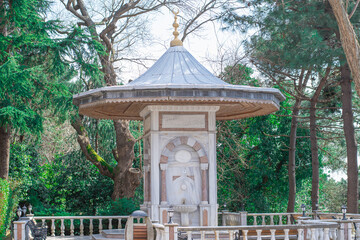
<box><xmin>0</xmin><ymin>0</ymin><xmax>72</xmax><ymax>179</ymax></box>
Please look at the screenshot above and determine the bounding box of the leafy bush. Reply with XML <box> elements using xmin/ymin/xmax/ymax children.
<box><xmin>0</xmin><ymin>179</ymin><xmax>10</xmax><ymax>239</ymax></box>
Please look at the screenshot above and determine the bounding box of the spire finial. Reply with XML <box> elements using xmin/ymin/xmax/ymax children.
<box><xmin>170</xmin><ymin>9</ymin><xmax>183</xmax><ymax>47</ymax></box>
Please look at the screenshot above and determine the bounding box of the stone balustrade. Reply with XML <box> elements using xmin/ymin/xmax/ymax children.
<box><xmin>178</xmin><ymin>221</ymin><xmax>339</xmax><ymax>240</ymax></box>
<box><xmin>14</xmin><ymin>212</ymin><xmax>360</xmax><ymax>240</ymax></box>
<box><xmin>220</xmin><ymin>212</ymin><xmax>301</xmax><ymax>226</ymax></box>
<box><xmin>247</xmin><ymin>213</ymin><xmax>297</xmax><ymax>225</ymax></box>
<box><xmin>33</xmin><ymin>215</ymin><xmax>137</xmax><ymax>237</ymax></box>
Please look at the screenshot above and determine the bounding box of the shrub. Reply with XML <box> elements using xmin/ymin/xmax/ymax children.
<box><xmin>0</xmin><ymin>179</ymin><xmax>10</xmax><ymax>239</ymax></box>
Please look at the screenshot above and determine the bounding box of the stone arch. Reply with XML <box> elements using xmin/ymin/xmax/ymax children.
<box><xmin>159</xmin><ymin>136</ymin><xmax>208</xmax><ymax>164</ymax></box>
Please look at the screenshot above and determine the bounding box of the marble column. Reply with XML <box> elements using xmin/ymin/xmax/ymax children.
<box><xmin>160</xmin><ymin>164</ymin><xmax>167</xmax><ymax>204</ymax></box>
<box><xmin>201</xmin><ymin>163</ymin><xmax>208</xmax><ymax>203</ymax></box>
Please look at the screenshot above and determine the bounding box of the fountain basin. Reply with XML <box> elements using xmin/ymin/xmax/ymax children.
<box><xmin>173</xmin><ymin>205</ymin><xmax>197</xmax><ymax>226</ymax></box>
<box><xmin>173</xmin><ymin>205</ymin><xmax>197</xmax><ymax>213</ymax></box>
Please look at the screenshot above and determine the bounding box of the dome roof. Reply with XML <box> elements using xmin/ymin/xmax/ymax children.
<box><xmin>73</xmin><ymin>45</ymin><xmax>285</xmax><ymax>120</ymax></box>
<box><xmin>128</xmin><ymin>46</ymin><xmax>228</xmax><ymax>86</ymax></box>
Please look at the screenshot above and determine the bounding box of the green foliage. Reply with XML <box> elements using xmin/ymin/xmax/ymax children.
<box><xmin>0</xmin><ymin>179</ymin><xmax>10</xmax><ymax>238</ymax></box>
<box><xmin>97</xmin><ymin>198</ymin><xmax>140</xmax><ymax>216</ymax></box>
<box><xmin>0</xmin><ymin>0</ymin><xmax>73</xmax><ymax>132</ymax></box>
<box><xmin>217</xmin><ymin>99</ymin><xmax>313</xmax><ymax>213</ymax></box>
<box><xmin>27</xmin><ymin>150</ymin><xmax>114</xmax><ymax>215</ymax></box>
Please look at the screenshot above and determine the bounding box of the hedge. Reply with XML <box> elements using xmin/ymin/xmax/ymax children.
<box><xmin>0</xmin><ymin>178</ymin><xmax>10</xmax><ymax>239</ymax></box>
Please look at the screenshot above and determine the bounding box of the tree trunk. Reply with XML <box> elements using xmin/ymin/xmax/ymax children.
<box><xmin>309</xmin><ymin>67</ymin><xmax>329</xmax><ymax>211</ymax></box>
<box><xmin>0</xmin><ymin>125</ymin><xmax>11</xmax><ymax>180</ymax></box>
<box><xmin>341</xmin><ymin>63</ymin><xmax>358</xmax><ymax>213</ymax></box>
<box><xmin>287</xmin><ymin>99</ymin><xmax>301</xmax><ymax>212</ymax></box>
<box><xmin>328</xmin><ymin>0</ymin><xmax>360</xmax><ymax>97</ymax></box>
<box><xmin>112</xmin><ymin>168</ymin><xmax>141</xmax><ymax>200</ymax></box>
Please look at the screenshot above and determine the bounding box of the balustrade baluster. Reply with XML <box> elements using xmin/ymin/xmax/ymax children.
<box><xmin>80</xmin><ymin>218</ymin><xmax>84</xmax><ymax>236</ymax></box>
<box><xmin>99</xmin><ymin>219</ymin><xmax>103</xmax><ymax>233</ymax></box>
<box><xmin>109</xmin><ymin>218</ymin><xmax>112</xmax><ymax>229</ymax></box>
<box><xmin>41</xmin><ymin>219</ymin><xmax>45</xmax><ymax>226</ymax></box>
<box><xmin>318</xmin><ymin>227</ymin><xmax>323</xmax><ymax>240</ymax></box>
<box><xmin>70</xmin><ymin>218</ymin><xmax>74</xmax><ymax>236</ymax></box>
<box><xmin>51</xmin><ymin>219</ymin><xmax>55</xmax><ymax>237</ymax></box>
<box><xmin>279</xmin><ymin>215</ymin><xmax>283</xmax><ymax>225</ymax></box>
<box><xmin>270</xmin><ymin>215</ymin><xmax>274</xmax><ymax>225</ymax></box>
<box><xmin>262</xmin><ymin>215</ymin><xmax>266</xmax><ymax>225</ymax></box>
<box><xmin>324</xmin><ymin>228</ymin><xmax>330</xmax><ymax>240</ymax></box>
<box><xmin>331</xmin><ymin>227</ymin><xmax>337</xmax><ymax>240</ymax></box>
<box><xmin>287</xmin><ymin>215</ymin><xmax>291</xmax><ymax>224</ymax></box>
<box><xmin>214</xmin><ymin>230</ymin><xmax>219</xmax><ymax>240</ymax></box>
<box><xmin>186</xmin><ymin>231</ymin><xmax>192</xmax><ymax>239</ymax></box>
<box><xmin>89</xmin><ymin>219</ymin><xmax>93</xmax><ymax>235</ymax></box>
<box><xmin>297</xmin><ymin>228</ymin><xmax>304</xmax><ymax>240</ymax></box>
<box><xmin>228</xmin><ymin>230</ymin><xmax>235</xmax><ymax>240</ymax></box>
<box><xmin>256</xmin><ymin>229</ymin><xmax>262</xmax><ymax>240</ymax></box>
<box><xmin>201</xmin><ymin>230</ymin><xmax>205</xmax><ymax>240</ymax></box>
<box><xmin>60</xmin><ymin>218</ymin><xmax>65</xmax><ymax>236</ymax></box>
<box><xmin>243</xmin><ymin>230</ymin><xmax>248</xmax><ymax>240</ymax></box>
<box><xmin>347</xmin><ymin>223</ymin><xmax>352</xmax><ymax>240</ymax></box>
<box><xmin>284</xmin><ymin>229</ymin><xmax>290</xmax><ymax>240</ymax></box>
<box><xmin>118</xmin><ymin>218</ymin><xmax>122</xmax><ymax>229</ymax></box>
<box><xmin>310</xmin><ymin>228</ymin><xmax>316</xmax><ymax>240</ymax></box>
<box><xmin>339</xmin><ymin>223</ymin><xmax>345</xmax><ymax>240</ymax></box>
<box><xmin>253</xmin><ymin>216</ymin><xmax>257</xmax><ymax>225</ymax></box>
<box><xmin>270</xmin><ymin>229</ymin><xmax>276</xmax><ymax>240</ymax></box>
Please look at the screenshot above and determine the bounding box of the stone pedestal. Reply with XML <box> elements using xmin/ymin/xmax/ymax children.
<box><xmin>13</xmin><ymin>217</ymin><xmax>33</xmax><ymax>240</ymax></box>
<box><xmin>140</xmin><ymin>105</ymin><xmax>219</xmax><ymax>226</ymax></box>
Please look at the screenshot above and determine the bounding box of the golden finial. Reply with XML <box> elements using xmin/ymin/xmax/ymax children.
<box><xmin>170</xmin><ymin>9</ymin><xmax>183</xmax><ymax>47</ymax></box>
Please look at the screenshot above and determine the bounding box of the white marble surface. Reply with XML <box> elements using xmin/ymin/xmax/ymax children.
<box><xmin>161</xmin><ymin>114</ymin><xmax>206</xmax><ymax>129</ymax></box>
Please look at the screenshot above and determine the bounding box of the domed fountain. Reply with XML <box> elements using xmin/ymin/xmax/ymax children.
<box><xmin>73</xmin><ymin>12</ymin><xmax>285</xmax><ymax>226</ymax></box>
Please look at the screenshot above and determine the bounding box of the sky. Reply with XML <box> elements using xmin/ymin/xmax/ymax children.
<box><xmin>119</xmin><ymin>8</ymin><xmax>244</xmax><ymax>83</ymax></box>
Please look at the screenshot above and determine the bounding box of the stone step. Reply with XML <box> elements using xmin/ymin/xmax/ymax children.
<box><xmin>91</xmin><ymin>232</ymin><xmax>124</xmax><ymax>240</ymax></box>
<box><xmin>101</xmin><ymin>229</ymin><xmax>125</xmax><ymax>238</ymax></box>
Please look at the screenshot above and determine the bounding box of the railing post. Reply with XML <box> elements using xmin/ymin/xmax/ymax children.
<box><xmin>270</xmin><ymin>229</ymin><xmax>276</xmax><ymax>240</ymax></box>
<box><xmin>51</xmin><ymin>218</ymin><xmax>55</xmax><ymax>236</ymax></box>
<box><xmin>256</xmin><ymin>229</ymin><xmax>262</xmax><ymax>240</ymax></box>
<box><xmin>99</xmin><ymin>219</ymin><xmax>103</xmax><ymax>233</ymax></box>
<box><xmin>109</xmin><ymin>218</ymin><xmax>113</xmax><ymax>229</ymax></box>
<box><xmin>324</xmin><ymin>228</ymin><xmax>330</xmax><ymax>240</ymax></box>
<box><xmin>70</xmin><ymin>218</ymin><xmax>74</xmax><ymax>236</ymax></box>
<box><xmin>222</xmin><ymin>210</ymin><xmax>228</xmax><ymax>226</ymax></box>
<box><xmin>270</xmin><ymin>215</ymin><xmax>274</xmax><ymax>225</ymax></box>
<box><xmin>89</xmin><ymin>219</ymin><xmax>93</xmax><ymax>235</ymax></box>
<box><xmin>80</xmin><ymin>218</ymin><xmax>84</xmax><ymax>236</ymax></box>
<box><xmin>60</xmin><ymin>218</ymin><xmax>65</xmax><ymax>236</ymax></box>
<box><xmin>348</xmin><ymin>222</ymin><xmax>352</xmax><ymax>240</ymax></box>
<box><xmin>164</xmin><ymin>223</ymin><xmax>178</xmax><ymax>240</ymax></box>
<box><xmin>339</xmin><ymin>223</ymin><xmax>345</xmax><ymax>240</ymax></box>
<box><xmin>240</xmin><ymin>211</ymin><xmax>248</xmax><ymax>226</ymax></box>
<box><xmin>13</xmin><ymin>219</ymin><xmax>28</xmax><ymax>240</ymax></box>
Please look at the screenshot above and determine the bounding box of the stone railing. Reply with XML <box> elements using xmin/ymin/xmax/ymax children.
<box><xmin>33</xmin><ymin>215</ymin><xmax>136</xmax><ymax>237</ymax></box>
<box><xmin>247</xmin><ymin>213</ymin><xmax>297</xmax><ymax>225</ymax></box>
<box><xmin>178</xmin><ymin>221</ymin><xmax>339</xmax><ymax>240</ymax></box>
<box><xmin>220</xmin><ymin>212</ymin><xmax>303</xmax><ymax>226</ymax></box>
<box><xmin>219</xmin><ymin>211</ymin><xmax>360</xmax><ymax>226</ymax></box>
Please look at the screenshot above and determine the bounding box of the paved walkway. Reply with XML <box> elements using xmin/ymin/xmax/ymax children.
<box><xmin>47</xmin><ymin>237</ymin><xmax>91</xmax><ymax>240</ymax></box>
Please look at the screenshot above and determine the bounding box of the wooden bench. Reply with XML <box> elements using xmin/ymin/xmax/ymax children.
<box><xmin>26</xmin><ymin>220</ymin><xmax>48</xmax><ymax>240</ymax></box>
<box><xmin>133</xmin><ymin>224</ymin><xmax>147</xmax><ymax>240</ymax></box>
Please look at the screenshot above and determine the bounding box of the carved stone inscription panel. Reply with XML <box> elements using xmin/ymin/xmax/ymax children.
<box><xmin>160</xmin><ymin>112</ymin><xmax>207</xmax><ymax>131</ymax></box>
